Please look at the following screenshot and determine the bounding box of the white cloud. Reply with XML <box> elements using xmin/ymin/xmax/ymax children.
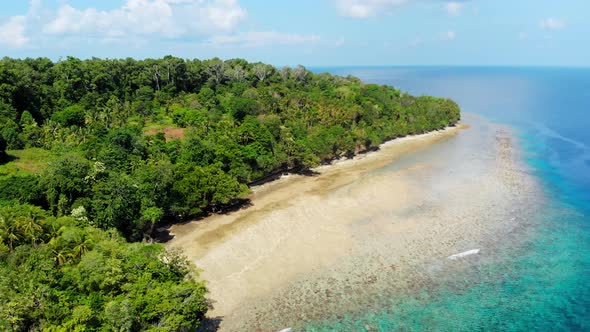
<box><xmin>200</xmin><ymin>0</ymin><xmax>247</xmax><ymax>31</ymax></box>
<box><xmin>334</xmin><ymin>0</ymin><xmax>408</xmax><ymax>18</ymax></box>
<box><xmin>540</xmin><ymin>18</ymin><xmax>566</xmax><ymax>30</ymax></box>
<box><xmin>334</xmin><ymin>0</ymin><xmax>471</xmax><ymax>18</ymax></box>
<box><xmin>0</xmin><ymin>16</ymin><xmax>29</xmax><ymax>48</ymax></box>
<box><xmin>444</xmin><ymin>2</ymin><xmax>463</xmax><ymax>16</ymax></box>
<box><xmin>43</xmin><ymin>0</ymin><xmax>247</xmax><ymax>38</ymax></box>
<box><xmin>441</xmin><ymin>30</ymin><xmax>456</xmax><ymax>41</ymax></box>
<box><xmin>1</xmin><ymin>0</ymin><xmax>326</xmax><ymax>51</ymax></box>
<box><xmin>209</xmin><ymin>31</ymin><xmax>320</xmax><ymax>47</ymax></box>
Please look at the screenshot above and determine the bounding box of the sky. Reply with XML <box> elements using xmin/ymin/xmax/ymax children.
<box><xmin>0</xmin><ymin>0</ymin><xmax>588</xmax><ymax>67</ymax></box>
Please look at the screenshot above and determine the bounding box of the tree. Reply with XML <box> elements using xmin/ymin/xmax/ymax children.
<box><xmin>140</xmin><ymin>207</ymin><xmax>163</xmax><ymax>241</ymax></box>
<box><xmin>0</xmin><ymin>210</ymin><xmax>19</xmax><ymax>251</ymax></box>
<box><xmin>293</xmin><ymin>65</ymin><xmax>309</xmax><ymax>83</ymax></box>
<box><xmin>205</xmin><ymin>59</ymin><xmax>226</xmax><ymax>86</ymax></box>
<box><xmin>279</xmin><ymin>66</ymin><xmax>291</xmax><ymax>82</ymax></box>
<box><xmin>252</xmin><ymin>63</ymin><xmax>272</xmax><ymax>82</ymax></box>
<box><xmin>225</xmin><ymin>64</ymin><xmax>246</xmax><ymax>82</ymax></box>
<box><xmin>91</xmin><ymin>173</ymin><xmax>141</xmax><ymax>239</ymax></box>
<box><xmin>19</xmin><ymin>110</ymin><xmax>36</xmax><ymax>127</ymax></box>
<box><xmin>171</xmin><ymin>164</ymin><xmax>249</xmax><ymax>217</ymax></box>
<box><xmin>41</xmin><ymin>154</ymin><xmax>92</xmax><ymax>216</ymax></box>
<box><xmin>51</xmin><ymin>104</ymin><xmax>86</xmax><ymax>127</ymax></box>
<box><xmin>0</xmin><ymin>204</ymin><xmax>48</xmax><ymax>251</ymax></box>
<box><xmin>16</xmin><ymin>214</ymin><xmax>43</xmax><ymax>245</ymax></box>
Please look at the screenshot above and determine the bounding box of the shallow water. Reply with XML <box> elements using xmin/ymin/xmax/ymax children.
<box><xmin>300</xmin><ymin>67</ymin><xmax>590</xmax><ymax>331</ymax></box>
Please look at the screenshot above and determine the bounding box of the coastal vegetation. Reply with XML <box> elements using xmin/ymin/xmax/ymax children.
<box><xmin>0</xmin><ymin>56</ymin><xmax>460</xmax><ymax>330</ymax></box>
<box><xmin>0</xmin><ymin>204</ymin><xmax>207</xmax><ymax>331</ymax></box>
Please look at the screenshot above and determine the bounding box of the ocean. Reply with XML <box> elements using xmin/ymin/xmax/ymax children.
<box><xmin>302</xmin><ymin>67</ymin><xmax>590</xmax><ymax>331</ymax></box>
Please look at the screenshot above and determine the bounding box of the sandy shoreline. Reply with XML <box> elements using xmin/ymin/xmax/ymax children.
<box><xmin>166</xmin><ymin>114</ymin><xmax>542</xmax><ymax>331</ymax></box>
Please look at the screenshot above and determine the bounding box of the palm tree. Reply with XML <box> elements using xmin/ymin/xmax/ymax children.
<box><xmin>49</xmin><ymin>237</ymin><xmax>69</xmax><ymax>266</ymax></box>
<box><xmin>16</xmin><ymin>213</ymin><xmax>43</xmax><ymax>246</ymax></box>
<box><xmin>75</xmin><ymin>126</ymin><xmax>91</xmax><ymax>144</ymax></box>
<box><xmin>70</xmin><ymin>235</ymin><xmax>94</xmax><ymax>259</ymax></box>
<box><xmin>53</xmin><ymin>248</ymin><xmax>69</xmax><ymax>266</ymax></box>
<box><xmin>0</xmin><ymin>212</ymin><xmax>20</xmax><ymax>251</ymax></box>
<box><xmin>43</xmin><ymin>222</ymin><xmax>65</xmax><ymax>243</ymax></box>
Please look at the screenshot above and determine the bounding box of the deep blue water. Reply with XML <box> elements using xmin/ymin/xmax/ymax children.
<box><xmin>304</xmin><ymin>67</ymin><xmax>590</xmax><ymax>331</ymax></box>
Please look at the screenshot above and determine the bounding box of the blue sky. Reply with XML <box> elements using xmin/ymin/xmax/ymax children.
<box><xmin>0</xmin><ymin>0</ymin><xmax>588</xmax><ymax>67</ymax></box>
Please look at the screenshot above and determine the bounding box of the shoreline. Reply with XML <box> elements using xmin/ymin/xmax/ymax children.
<box><xmin>168</xmin><ymin>123</ymin><xmax>467</xmax><ymax>256</ymax></box>
<box><xmin>246</xmin><ymin>124</ymin><xmax>465</xmax><ymax>188</ymax></box>
<box><xmin>166</xmin><ymin>114</ymin><xmax>543</xmax><ymax>331</ymax></box>
<box><xmin>251</xmin><ymin>124</ymin><xmax>469</xmax><ymax>197</ymax></box>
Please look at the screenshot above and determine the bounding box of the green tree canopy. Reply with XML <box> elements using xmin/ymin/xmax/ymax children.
<box><xmin>0</xmin><ymin>204</ymin><xmax>208</xmax><ymax>332</ymax></box>
<box><xmin>0</xmin><ymin>56</ymin><xmax>460</xmax><ymax>240</ymax></box>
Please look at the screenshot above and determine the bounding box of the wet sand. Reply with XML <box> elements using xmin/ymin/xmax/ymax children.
<box><xmin>166</xmin><ymin>114</ymin><xmax>542</xmax><ymax>331</ymax></box>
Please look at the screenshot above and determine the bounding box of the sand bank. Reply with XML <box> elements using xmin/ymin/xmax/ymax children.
<box><xmin>166</xmin><ymin>114</ymin><xmax>542</xmax><ymax>331</ymax></box>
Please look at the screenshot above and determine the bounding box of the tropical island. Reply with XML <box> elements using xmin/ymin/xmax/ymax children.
<box><xmin>0</xmin><ymin>56</ymin><xmax>460</xmax><ymax>331</ymax></box>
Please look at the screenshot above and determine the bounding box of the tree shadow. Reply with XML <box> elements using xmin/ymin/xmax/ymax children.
<box><xmin>154</xmin><ymin>198</ymin><xmax>253</xmax><ymax>244</ymax></box>
<box><xmin>153</xmin><ymin>227</ymin><xmax>176</xmax><ymax>243</ymax></box>
<box><xmin>248</xmin><ymin>166</ymin><xmax>319</xmax><ymax>187</ymax></box>
<box><xmin>195</xmin><ymin>298</ymin><xmax>223</xmax><ymax>331</ymax></box>
<box><xmin>294</xmin><ymin>167</ymin><xmax>320</xmax><ymax>177</ymax></box>
<box><xmin>0</xmin><ymin>154</ymin><xmax>17</xmax><ymax>165</ymax></box>
<box><xmin>196</xmin><ymin>316</ymin><xmax>223</xmax><ymax>332</ymax></box>
<box><xmin>215</xmin><ymin>198</ymin><xmax>253</xmax><ymax>215</ymax></box>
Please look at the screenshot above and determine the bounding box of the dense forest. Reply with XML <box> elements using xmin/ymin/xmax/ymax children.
<box><xmin>0</xmin><ymin>204</ymin><xmax>207</xmax><ymax>331</ymax></box>
<box><xmin>0</xmin><ymin>56</ymin><xmax>460</xmax><ymax>331</ymax></box>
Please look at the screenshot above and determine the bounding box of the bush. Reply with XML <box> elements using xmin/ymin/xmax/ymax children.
<box><xmin>51</xmin><ymin>104</ymin><xmax>86</xmax><ymax>127</ymax></box>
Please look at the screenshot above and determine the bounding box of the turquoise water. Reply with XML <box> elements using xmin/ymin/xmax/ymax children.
<box><xmin>304</xmin><ymin>67</ymin><xmax>590</xmax><ymax>331</ymax></box>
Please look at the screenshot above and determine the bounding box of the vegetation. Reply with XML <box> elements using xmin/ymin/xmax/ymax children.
<box><xmin>0</xmin><ymin>204</ymin><xmax>207</xmax><ymax>331</ymax></box>
<box><xmin>0</xmin><ymin>56</ymin><xmax>460</xmax><ymax>237</ymax></box>
<box><xmin>0</xmin><ymin>136</ymin><xmax>6</xmax><ymax>161</ymax></box>
<box><xmin>0</xmin><ymin>56</ymin><xmax>460</xmax><ymax>330</ymax></box>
